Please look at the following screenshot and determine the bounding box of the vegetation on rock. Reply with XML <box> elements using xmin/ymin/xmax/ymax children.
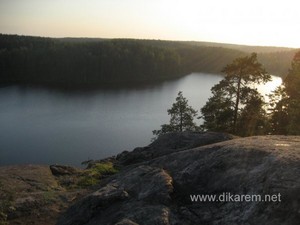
<box><xmin>78</xmin><ymin>162</ymin><xmax>119</xmax><ymax>188</ymax></box>
<box><xmin>152</xmin><ymin>91</ymin><xmax>198</xmax><ymax>137</ymax></box>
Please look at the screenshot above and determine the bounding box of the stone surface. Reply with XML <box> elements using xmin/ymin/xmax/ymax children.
<box><xmin>57</xmin><ymin>165</ymin><xmax>175</xmax><ymax>225</ymax></box>
<box><xmin>116</xmin><ymin>131</ymin><xmax>235</xmax><ymax>166</ymax></box>
<box><xmin>1</xmin><ymin>133</ymin><xmax>299</xmax><ymax>225</ymax></box>
<box><xmin>114</xmin><ymin>219</ymin><xmax>139</xmax><ymax>225</ymax></box>
<box><xmin>50</xmin><ymin>165</ymin><xmax>80</xmax><ymax>176</ymax></box>
<box><xmin>58</xmin><ymin>134</ymin><xmax>300</xmax><ymax>225</ymax></box>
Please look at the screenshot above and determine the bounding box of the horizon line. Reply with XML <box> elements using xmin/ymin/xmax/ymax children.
<box><xmin>1</xmin><ymin>32</ymin><xmax>299</xmax><ymax>50</ymax></box>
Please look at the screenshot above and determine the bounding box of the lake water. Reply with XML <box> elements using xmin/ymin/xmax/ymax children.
<box><xmin>0</xmin><ymin>73</ymin><xmax>281</xmax><ymax>166</ymax></box>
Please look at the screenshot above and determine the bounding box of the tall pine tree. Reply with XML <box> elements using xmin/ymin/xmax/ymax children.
<box><xmin>201</xmin><ymin>53</ymin><xmax>271</xmax><ymax>135</ymax></box>
<box><xmin>269</xmin><ymin>51</ymin><xmax>300</xmax><ymax>134</ymax></box>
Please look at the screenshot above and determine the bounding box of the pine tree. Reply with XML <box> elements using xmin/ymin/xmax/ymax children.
<box><xmin>201</xmin><ymin>53</ymin><xmax>271</xmax><ymax>135</ymax></box>
<box><xmin>153</xmin><ymin>91</ymin><xmax>198</xmax><ymax>137</ymax></box>
<box><xmin>269</xmin><ymin>51</ymin><xmax>300</xmax><ymax>134</ymax></box>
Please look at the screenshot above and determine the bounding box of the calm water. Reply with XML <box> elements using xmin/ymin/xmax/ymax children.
<box><xmin>0</xmin><ymin>73</ymin><xmax>281</xmax><ymax>166</ymax></box>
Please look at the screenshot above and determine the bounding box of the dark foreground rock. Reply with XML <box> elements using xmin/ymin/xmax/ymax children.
<box><xmin>85</xmin><ymin>132</ymin><xmax>234</xmax><ymax>168</ymax></box>
<box><xmin>116</xmin><ymin>132</ymin><xmax>235</xmax><ymax>166</ymax></box>
<box><xmin>58</xmin><ymin>135</ymin><xmax>300</xmax><ymax>225</ymax></box>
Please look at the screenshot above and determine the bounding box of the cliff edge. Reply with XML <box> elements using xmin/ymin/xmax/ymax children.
<box><xmin>1</xmin><ymin>132</ymin><xmax>299</xmax><ymax>225</ymax></box>
<box><xmin>57</xmin><ymin>133</ymin><xmax>300</xmax><ymax>225</ymax></box>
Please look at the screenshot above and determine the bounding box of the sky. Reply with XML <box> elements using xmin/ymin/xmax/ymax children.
<box><xmin>0</xmin><ymin>0</ymin><xmax>299</xmax><ymax>48</ymax></box>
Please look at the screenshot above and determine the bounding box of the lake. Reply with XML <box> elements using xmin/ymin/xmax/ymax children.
<box><xmin>0</xmin><ymin>73</ymin><xmax>282</xmax><ymax>166</ymax></box>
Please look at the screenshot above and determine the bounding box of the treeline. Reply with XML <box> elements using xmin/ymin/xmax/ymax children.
<box><xmin>154</xmin><ymin>51</ymin><xmax>300</xmax><ymax>136</ymax></box>
<box><xmin>0</xmin><ymin>35</ymin><xmax>182</xmax><ymax>85</ymax></box>
<box><xmin>0</xmin><ymin>34</ymin><xmax>296</xmax><ymax>86</ymax></box>
<box><xmin>258</xmin><ymin>50</ymin><xmax>297</xmax><ymax>76</ymax></box>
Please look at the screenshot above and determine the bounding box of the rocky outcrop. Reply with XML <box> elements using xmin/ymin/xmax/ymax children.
<box><xmin>50</xmin><ymin>165</ymin><xmax>80</xmax><ymax>176</ymax></box>
<box><xmin>84</xmin><ymin>132</ymin><xmax>234</xmax><ymax>168</ymax></box>
<box><xmin>58</xmin><ymin>134</ymin><xmax>300</xmax><ymax>225</ymax></box>
<box><xmin>57</xmin><ymin>166</ymin><xmax>174</xmax><ymax>225</ymax></box>
<box><xmin>116</xmin><ymin>132</ymin><xmax>235</xmax><ymax>166</ymax></box>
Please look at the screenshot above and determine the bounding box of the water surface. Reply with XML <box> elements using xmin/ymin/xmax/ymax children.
<box><xmin>0</xmin><ymin>73</ymin><xmax>281</xmax><ymax>166</ymax></box>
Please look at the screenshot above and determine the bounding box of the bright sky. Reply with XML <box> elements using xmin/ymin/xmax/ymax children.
<box><xmin>0</xmin><ymin>0</ymin><xmax>299</xmax><ymax>47</ymax></box>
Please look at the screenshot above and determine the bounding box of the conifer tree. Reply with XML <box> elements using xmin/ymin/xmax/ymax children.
<box><xmin>269</xmin><ymin>51</ymin><xmax>300</xmax><ymax>134</ymax></box>
<box><xmin>201</xmin><ymin>53</ymin><xmax>271</xmax><ymax>135</ymax></box>
<box><xmin>153</xmin><ymin>91</ymin><xmax>198</xmax><ymax>137</ymax></box>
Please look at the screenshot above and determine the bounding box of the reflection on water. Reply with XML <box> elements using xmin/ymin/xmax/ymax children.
<box><xmin>257</xmin><ymin>76</ymin><xmax>282</xmax><ymax>101</ymax></box>
<box><xmin>0</xmin><ymin>73</ymin><xmax>281</xmax><ymax>166</ymax></box>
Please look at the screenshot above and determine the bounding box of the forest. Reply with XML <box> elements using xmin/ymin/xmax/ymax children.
<box><xmin>153</xmin><ymin>52</ymin><xmax>300</xmax><ymax>136</ymax></box>
<box><xmin>0</xmin><ymin>34</ymin><xmax>297</xmax><ymax>86</ymax></box>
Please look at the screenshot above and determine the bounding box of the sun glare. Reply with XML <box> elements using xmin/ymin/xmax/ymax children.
<box><xmin>257</xmin><ymin>76</ymin><xmax>283</xmax><ymax>101</ymax></box>
<box><xmin>0</xmin><ymin>0</ymin><xmax>299</xmax><ymax>47</ymax></box>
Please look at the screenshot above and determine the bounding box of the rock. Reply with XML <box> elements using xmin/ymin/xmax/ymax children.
<box><xmin>57</xmin><ymin>135</ymin><xmax>300</xmax><ymax>225</ymax></box>
<box><xmin>50</xmin><ymin>165</ymin><xmax>79</xmax><ymax>176</ymax></box>
<box><xmin>57</xmin><ymin>165</ymin><xmax>176</xmax><ymax>225</ymax></box>
<box><xmin>57</xmin><ymin>184</ymin><xmax>129</xmax><ymax>225</ymax></box>
<box><xmin>116</xmin><ymin>131</ymin><xmax>235</xmax><ymax>165</ymax></box>
<box><xmin>114</xmin><ymin>219</ymin><xmax>139</xmax><ymax>225</ymax></box>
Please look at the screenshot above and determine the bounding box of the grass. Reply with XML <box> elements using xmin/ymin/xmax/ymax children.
<box><xmin>42</xmin><ymin>190</ymin><xmax>57</xmax><ymax>203</ymax></box>
<box><xmin>90</xmin><ymin>162</ymin><xmax>119</xmax><ymax>175</ymax></box>
<box><xmin>77</xmin><ymin>162</ymin><xmax>119</xmax><ymax>187</ymax></box>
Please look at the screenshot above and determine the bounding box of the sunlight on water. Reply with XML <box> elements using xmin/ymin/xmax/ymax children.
<box><xmin>257</xmin><ymin>75</ymin><xmax>282</xmax><ymax>101</ymax></box>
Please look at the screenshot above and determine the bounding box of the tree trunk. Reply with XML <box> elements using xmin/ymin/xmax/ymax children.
<box><xmin>180</xmin><ymin>110</ymin><xmax>183</xmax><ymax>132</ymax></box>
<box><xmin>233</xmin><ymin>75</ymin><xmax>242</xmax><ymax>132</ymax></box>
